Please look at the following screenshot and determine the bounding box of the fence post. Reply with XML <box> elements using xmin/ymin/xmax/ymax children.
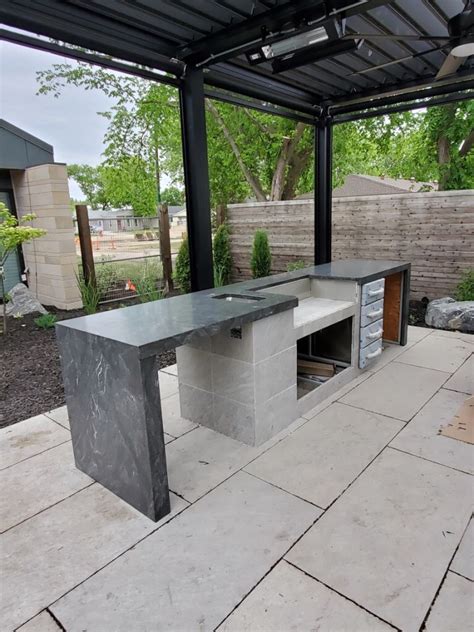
<box><xmin>159</xmin><ymin>203</ymin><xmax>174</xmax><ymax>292</ymax></box>
<box><xmin>75</xmin><ymin>205</ymin><xmax>96</xmax><ymax>287</ymax></box>
<box><xmin>216</xmin><ymin>204</ymin><xmax>227</xmax><ymax>227</ymax></box>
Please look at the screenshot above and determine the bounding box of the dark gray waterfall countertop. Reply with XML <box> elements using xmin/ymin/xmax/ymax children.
<box><xmin>57</xmin><ymin>259</ymin><xmax>409</xmax><ymax>356</ymax></box>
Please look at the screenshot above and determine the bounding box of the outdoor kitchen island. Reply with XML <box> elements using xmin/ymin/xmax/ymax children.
<box><xmin>56</xmin><ymin>259</ymin><xmax>410</xmax><ymax>521</ymax></box>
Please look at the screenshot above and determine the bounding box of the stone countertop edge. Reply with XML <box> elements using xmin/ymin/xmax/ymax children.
<box><xmin>55</xmin><ymin>259</ymin><xmax>409</xmax><ymax>356</ymax></box>
<box><xmin>55</xmin><ymin>291</ymin><xmax>297</xmax><ymax>358</ymax></box>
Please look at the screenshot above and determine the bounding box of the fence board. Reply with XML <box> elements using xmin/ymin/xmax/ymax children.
<box><xmin>228</xmin><ymin>190</ymin><xmax>474</xmax><ymax>300</ymax></box>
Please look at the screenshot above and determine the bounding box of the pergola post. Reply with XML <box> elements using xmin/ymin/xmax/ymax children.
<box><xmin>314</xmin><ymin>112</ymin><xmax>333</xmax><ymax>265</ymax></box>
<box><xmin>179</xmin><ymin>66</ymin><xmax>213</xmax><ymax>291</ymax></box>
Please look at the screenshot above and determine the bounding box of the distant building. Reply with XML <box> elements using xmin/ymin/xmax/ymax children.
<box><xmin>296</xmin><ymin>174</ymin><xmax>438</xmax><ymax>199</ymax></box>
<box><xmin>79</xmin><ymin>205</ymin><xmax>186</xmax><ymax>231</ymax></box>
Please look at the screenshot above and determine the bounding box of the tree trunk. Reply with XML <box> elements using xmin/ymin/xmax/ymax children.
<box><xmin>270</xmin><ymin>122</ymin><xmax>308</xmax><ymax>200</ymax></box>
<box><xmin>282</xmin><ymin>146</ymin><xmax>312</xmax><ymax>200</ymax></box>
<box><xmin>206</xmin><ymin>101</ymin><xmax>267</xmax><ymax>202</ymax></box>
<box><xmin>437</xmin><ymin>135</ymin><xmax>451</xmax><ymax>191</ymax></box>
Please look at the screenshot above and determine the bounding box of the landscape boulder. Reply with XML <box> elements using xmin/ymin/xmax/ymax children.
<box><xmin>5</xmin><ymin>283</ymin><xmax>47</xmax><ymax>317</ymax></box>
<box><xmin>425</xmin><ymin>297</ymin><xmax>474</xmax><ymax>333</ymax></box>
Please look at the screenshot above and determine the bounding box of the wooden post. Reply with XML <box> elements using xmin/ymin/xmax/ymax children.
<box><xmin>75</xmin><ymin>205</ymin><xmax>96</xmax><ymax>286</ymax></box>
<box><xmin>159</xmin><ymin>203</ymin><xmax>173</xmax><ymax>292</ymax></box>
<box><xmin>216</xmin><ymin>204</ymin><xmax>227</xmax><ymax>227</ymax></box>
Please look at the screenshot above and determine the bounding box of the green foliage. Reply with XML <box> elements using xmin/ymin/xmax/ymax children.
<box><xmin>174</xmin><ymin>237</ymin><xmax>191</xmax><ymax>293</ymax></box>
<box><xmin>68</xmin><ymin>164</ymin><xmax>110</xmax><ymax>209</ymax></box>
<box><xmin>455</xmin><ymin>269</ymin><xmax>474</xmax><ymax>301</ymax></box>
<box><xmin>287</xmin><ymin>260</ymin><xmax>306</xmax><ymax>272</ymax></box>
<box><xmin>132</xmin><ymin>260</ymin><xmax>163</xmax><ymax>302</ymax></box>
<box><xmin>34</xmin><ymin>313</ymin><xmax>58</xmax><ymax>329</ymax></box>
<box><xmin>0</xmin><ymin>203</ymin><xmax>46</xmax><ymax>334</ymax></box>
<box><xmin>251</xmin><ymin>230</ymin><xmax>271</xmax><ymax>279</ymax></box>
<box><xmin>76</xmin><ymin>272</ymin><xmax>100</xmax><ymax>315</ymax></box>
<box><xmin>161</xmin><ymin>186</ymin><xmax>185</xmax><ymax>206</ymax></box>
<box><xmin>0</xmin><ymin>203</ymin><xmax>46</xmax><ymax>265</ymax></box>
<box><xmin>213</xmin><ymin>223</ymin><xmax>232</xmax><ymax>286</ymax></box>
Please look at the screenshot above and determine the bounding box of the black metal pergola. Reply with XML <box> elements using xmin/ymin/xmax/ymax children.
<box><xmin>1</xmin><ymin>0</ymin><xmax>472</xmax><ymax>290</ymax></box>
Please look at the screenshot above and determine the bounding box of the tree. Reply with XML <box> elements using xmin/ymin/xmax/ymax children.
<box><xmin>68</xmin><ymin>164</ymin><xmax>109</xmax><ymax>209</ymax></box>
<box><xmin>423</xmin><ymin>102</ymin><xmax>474</xmax><ymax>190</ymax></box>
<box><xmin>213</xmin><ymin>223</ymin><xmax>232</xmax><ymax>286</ymax></box>
<box><xmin>251</xmin><ymin>230</ymin><xmax>271</xmax><ymax>279</ymax></box>
<box><xmin>161</xmin><ymin>186</ymin><xmax>185</xmax><ymax>206</ymax></box>
<box><xmin>38</xmin><ymin>63</ymin><xmax>182</xmax><ymax>216</ymax></box>
<box><xmin>0</xmin><ymin>203</ymin><xmax>46</xmax><ymax>334</ymax></box>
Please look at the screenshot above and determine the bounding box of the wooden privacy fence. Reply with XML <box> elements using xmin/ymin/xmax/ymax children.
<box><xmin>227</xmin><ymin>190</ymin><xmax>474</xmax><ymax>300</ymax></box>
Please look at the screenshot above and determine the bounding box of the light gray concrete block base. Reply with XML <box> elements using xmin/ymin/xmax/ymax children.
<box><xmin>177</xmin><ymin>311</ymin><xmax>298</xmax><ymax>446</ymax></box>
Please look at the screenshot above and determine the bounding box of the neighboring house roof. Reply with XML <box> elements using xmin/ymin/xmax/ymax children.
<box><xmin>296</xmin><ymin>174</ymin><xmax>438</xmax><ymax>199</ymax></box>
<box><xmin>87</xmin><ymin>208</ymin><xmax>134</xmax><ymax>220</ymax></box>
<box><xmin>171</xmin><ymin>208</ymin><xmax>187</xmax><ymax>217</ymax></box>
<box><xmin>85</xmin><ymin>206</ymin><xmax>185</xmax><ymax>220</ymax></box>
<box><xmin>0</xmin><ymin>119</ymin><xmax>54</xmax><ymax>169</ymax></box>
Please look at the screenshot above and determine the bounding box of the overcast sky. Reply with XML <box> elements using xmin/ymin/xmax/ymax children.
<box><xmin>0</xmin><ymin>41</ymin><xmax>116</xmax><ymax>198</ymax></box>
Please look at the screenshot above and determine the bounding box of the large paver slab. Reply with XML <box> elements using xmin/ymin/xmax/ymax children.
<box><xmin>390</xmin><ymin>388</ymin><xmax>473</xmax><ymax>474</ymax></box>
<box><xmin>17</xmin><ymin>611</ymin><xmax>62</xmax><ymax>631</ymax></box>
<box><xmin>443</xmin><ymin>354</ymin><xmax>473</xmax><ymax>395</ymax></box>
<box><xmin>407</xmin><ymin>326</ymin><xmax>434</xmax><ymax>344</ymax></box>
<box><xmin>51</xmin><ymin>472</ymin><xmax>320</xmax><ymax>632</ymax></box>
<box><xmin>219</xmin><ymin>560</ymin><xmax>392</xmax><ymax>631</ymax></box>
<box><xmin>286</xmin><ymin>449</ymin><xmax>473</xmax><ymax>632</ymax></box>
<box><xmin>340</xmin><ymin>362</ymin><xmax>449</xmax><ymax>421</ymax></box>
<box><xmin>425</xmin><ymin>572</ymin><xmax>474</xmax><ymax>632</ymax></box>
<box><xmin>246</xmin><ymin>402</ymin><xmax>403</xmax><ymax>508</ymax></box>
<box><xmin>158</xmin><ymin>371</ymin><xmax>179</xmax><ymax>399</ymax></box>
<box><xmin>395</xmin><ymin>333</ymin><xmax>472</xmax><ymax>373</ymax></box>
<box><xmin>45</xmin><ymin>405</ymin><xmax>69</xmax><ymax>429</ymax></box>
<box><xmin>0</xmin><ymin>415</ymin><xmax>70</xmax><ymax>469</ymax></box>
<box><xmin>302</xmin><ymin>371</ymin><xmax>374</xmax><ymax>420</ymax></box>
<box><xmin>160</xmin><ymin>392</ymin><xmax>198</xmax><ymax>438</ymax></box>
<box><xmin>0</xmin><ymin>485</ymin><xmax>187</xmax><ymax>631</ymax></box>
<box><xmin>167</xmin><ymin>426</ymin><xmax>260</xmax><ymax>502</ymax></box>
<box><xmin>0</xmin><ymin>442</ymin><xmax>92</xmax><ymax>532</ymax></box>
<box><xmin>451</xmin><ymin>519</ymin><xmax>474</xmax><ymax>581</ymax></box>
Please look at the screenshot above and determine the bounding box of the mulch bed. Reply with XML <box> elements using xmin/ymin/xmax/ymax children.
<box><xmin>0</xmin><ymin>303</ymin><xmax>176</xmax><ymax>429</ymax></box>
<box><xmin>409</xmin><ymin>298</ymin><xmax>429</xmax><ymax>327</ymax></box>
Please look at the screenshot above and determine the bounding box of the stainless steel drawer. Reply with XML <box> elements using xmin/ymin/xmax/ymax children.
<box><xmin>359</xmin><ymin>338</ymin><xmax>383</xmax><ymax>369</ymax></box>
<box><xmin>361</xmin><ymin>278</ymin><xmax>385</xmax><ymax>305</ymax></box>
<box><xmin>360</xmin><ymin>319</ymin><xmax>384</xmax><ymax>349</ymax></box>
<box><xmin>360</xmin><ymin>298</ymin><xmax>384</xmax><ymax>327</ymax></box>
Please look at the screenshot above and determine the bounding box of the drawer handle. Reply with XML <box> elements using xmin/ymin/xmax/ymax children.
<box><xmin>368</xmin><ymin>288</ymin><xmax>384</xmax><ymax>297</ymax></box>
<box><xmin>367</xmin><ymin>348</ymin><xmax>383</xmax><ymax>360</ymax></box>
<box><xmin>367</xmin><ymin>328</ymin><xmax>383</xmax><ymax>340</ymax></box>
<box><xmin>367</xmin><ymin>308</ymin><xmax>383</xmax><ymax>319</ymax></box>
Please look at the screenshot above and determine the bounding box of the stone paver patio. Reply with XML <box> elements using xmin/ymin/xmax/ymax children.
<box><xmin>1</xmin><ymin>326</ymin><xmax>473</xmax><ymax>631</ymax></box>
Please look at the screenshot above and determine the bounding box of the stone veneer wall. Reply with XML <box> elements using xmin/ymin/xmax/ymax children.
<box><xmin>11</xmin><ymin>163</ymin><xmax>82</xmax><ymax>310</ymax></box>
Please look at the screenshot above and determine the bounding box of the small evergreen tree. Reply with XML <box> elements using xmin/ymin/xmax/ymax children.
<box><xmin>174</xmin><ymin>237</ymin><xmax>191</xmax><ymax>293</ymax></box>
<box><xmin>251</xmin><ymin>229</ymin><xmax>271</xmax><ymax>279</ymax></box>
<box><xmin>213</xmin><ymin>223</ymin><xmax>232</xmax><ymax>287</ymax></box>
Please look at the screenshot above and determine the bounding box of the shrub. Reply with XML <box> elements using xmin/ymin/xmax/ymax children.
<box><xmin>76</xmin><ymin>272</ymin><xmax>100</xmax><ymax>315</ymax></box>
<box><xmin>34</xmin><ymin>313</ymin><xmax>58</xmax><ymax>329</ymax></box>
<box><xmin>455</xmin><ymin>269</ymin><xmax>474</xmax><ymax>301</ymax></box>
<box><xmin>174</xmin><ymin>237</ymin><xmax>191</xmax><ymax>293</ymax></box>
<box><xmin>132</xmin><ymin>261</ymin><xmax>163</xmax><ymax>303</ymax></box>
<box><xmin>213</xmin><ymin>223</ymin><xmax>232</xmax><ymax>287</ymax></box>
<box><xmin>251</xmin><ymin>230</ymin><xmax>271</xmax><ymax>279</ymax></box>
<box><xmin>287</xmin><ymin>260</ymin><xmax>306</xmax><ymax>272</ymax></box>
